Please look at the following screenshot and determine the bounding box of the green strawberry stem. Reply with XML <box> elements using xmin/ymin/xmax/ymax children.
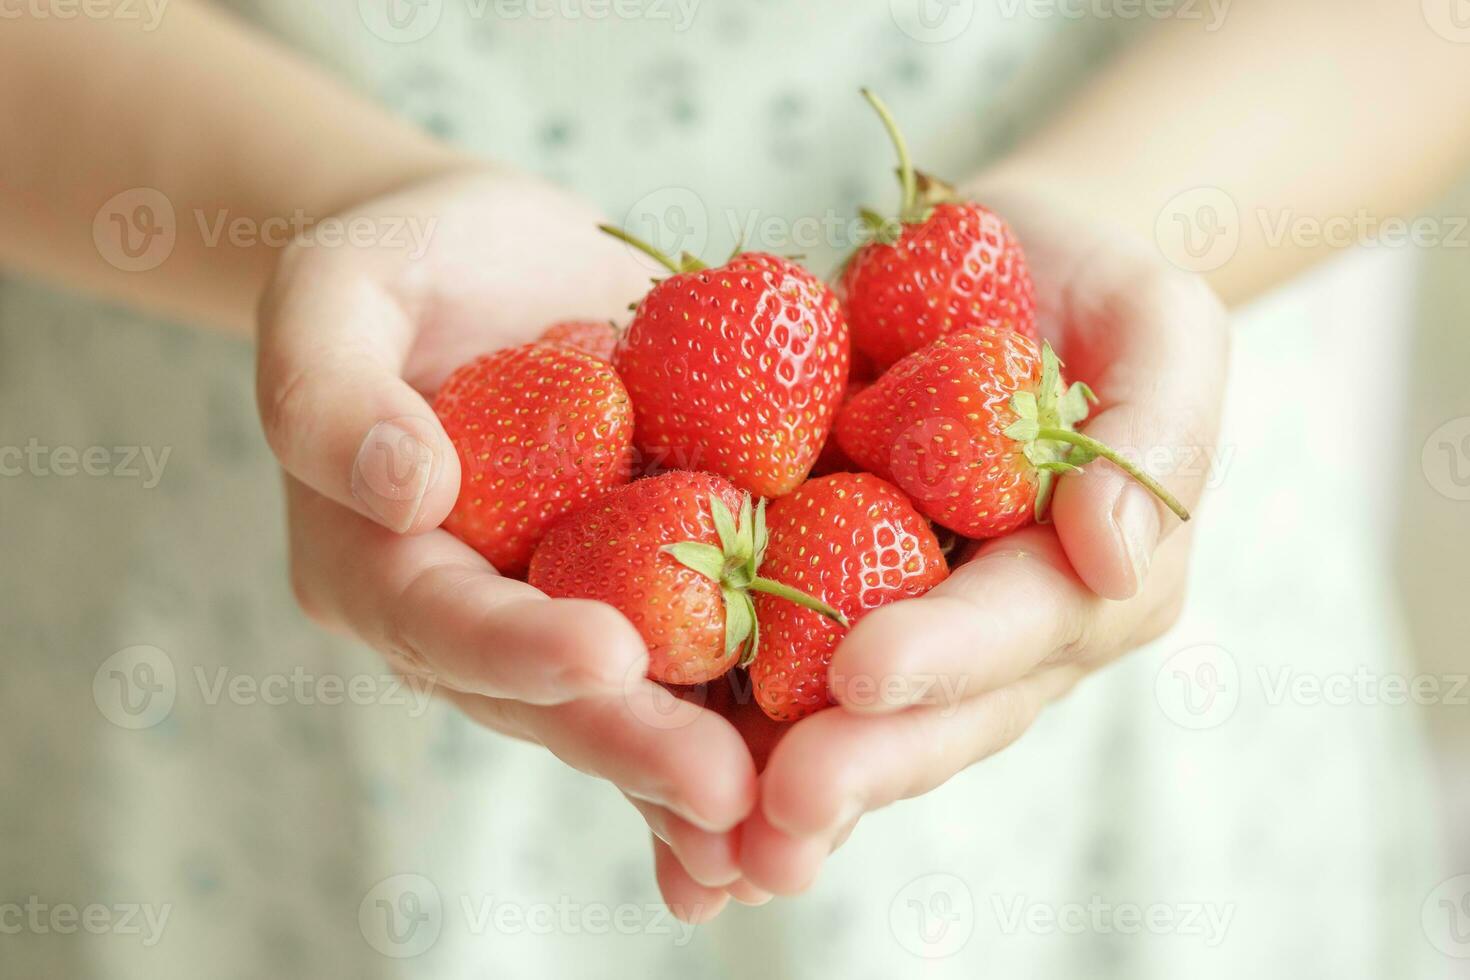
<box><xmin>860</xmin><ymin>88</ymin><xmax>920</xmax><ymax>224</ymax></box>
<box><xmin>748</xmin><ymin>577</ymin><xmax>850</xmax><ymax>628</ymax></box>
<box><xmin>597</xmin><ymin>224</ymin><xmax>707</xmax><ymax>275</ymax></box>
<box><xmin>1036</xmin><ymin>428</ymin><xmax>1192</xmax><ymax>522</ymax></box>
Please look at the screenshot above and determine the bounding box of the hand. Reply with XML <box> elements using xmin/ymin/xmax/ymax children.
<box><xmin>255</xmin><ymin>171</ymin><xmax>760</xmax><ymax>919</ymax></box>
<box><xmin>737</xmin><ymin>188</ymin><xmax>1230</xmax><ymax>894</ymax></box>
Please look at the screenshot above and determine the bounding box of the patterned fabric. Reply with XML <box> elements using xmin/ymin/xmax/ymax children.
<box><xmin>0</xmin><ymin>3</ymin><xmax>1446</xmax><ymax>977</ymax></box>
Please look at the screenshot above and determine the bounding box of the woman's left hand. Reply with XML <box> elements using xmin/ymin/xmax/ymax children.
<box><xmin>733</xmin><ymin>189</ymin><xmax>1231</xmax><ymax>895</ymax></box>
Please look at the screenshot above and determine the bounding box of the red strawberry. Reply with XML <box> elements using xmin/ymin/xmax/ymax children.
<box><xmin>435</xmin><ymin>343</ymin><xmax>633</xmax><ymax>577</ymax></box>
<box><xmin>836</xmin><ymin>326</ymin><xmax>1191</xmax><ymax>539</ymax></box>
<box><xmin>749</xmin><ymin>473</ymin><xmax>948</xmax><ymax>721</ymax></box>
<box><xmin>601</xmin><ymin>227</ymin><xmax>850</xmax><ymax>498</ymax></box>
<box><xmin>528</xmin><ymin>471</ymin><xmax>846</xmax><ymax>686</ymax></box>
<box><xmin>808</xmin><ymin>378</ymin><xmax>870</xmax><ymax>477</ymax></box>
<box><xmin>840</xmin><ymin>89</ymin><xmax>1037</xmax><ymax>371</ymax></box>
<box><xmin>538</xmin><ymin>319</ymin><xmax>619</xmax><ymax>362</ymax></box>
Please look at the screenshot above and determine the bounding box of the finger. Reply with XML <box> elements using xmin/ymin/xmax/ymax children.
<box><xmin>628</xmin><ymin>797</ymin><xmax>741</xmax><ymax>888</ymax></box>
<box><xmin>735</xmin><ymin>807</ymin><xmax>833</xmax><ymax>897</ymax></box>
<box><xmin>833</xmin><ymin>528</ymin><xmax>1192</xmax><ymax>713</ymax></box>
<box><xmin>257</xmin><ymin>249</ymin><xmax>460</xmax><ymax>534</ymax></box>
<box><xmin>831</xmin><ymin>528</ymin><xmax>1101</xmax><ymax>713</ymax></box>
<box><xmin>653</xmin><ymin>837</ymin><xmax>729</xmax><ymax>924</ymax></box>
<box><xmin>724</xmin><ymin>878</ymin><xmax>774</xmax><ymax>908</ymax></box>
<box><xmin>287</xmin><ymin>478</ymin><xmax>647</xmax><ymax>703</ymax></box>
<box><xmin>444</xmin><ymin>682</ymin><xmax>758</xmax><ymax>833</ymax></box>
<box><xmin>1051</xmin><ymin>267</ymin><xmax>1228</xmax><ymax>599</ymax></box>
<box><xmin>759</xmin><ymin>672</ymin><xmax>1070</xmax><ymax>849</ymax></box>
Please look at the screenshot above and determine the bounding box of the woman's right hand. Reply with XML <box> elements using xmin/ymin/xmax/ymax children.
<box><xmin>255</xmin><ymin>170</ymin><xmax>760</xmax><ymax>919</ymax></box>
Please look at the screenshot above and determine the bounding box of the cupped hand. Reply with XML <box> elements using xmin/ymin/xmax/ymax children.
<box><xmin>738</xmin><ymin>188</ymin><xmax>1230</xmax><ymax>894</ymax></box>
<box><xmin>254</xmin><ymin>171</ymin><xmax>759</xmax><ymax>920</ymax></box>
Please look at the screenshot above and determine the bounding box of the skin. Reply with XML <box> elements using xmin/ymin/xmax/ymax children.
<box><xmin>3</xmin><ymin>0</ymin><xmax>1470</xmax><ymax>919</ymax></box>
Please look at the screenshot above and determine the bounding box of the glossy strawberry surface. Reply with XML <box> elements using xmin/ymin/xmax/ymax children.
<box><xmin>840</xmin><ymin>202</ymin><xmax>1037</xmax><ymax>371</ymax></box>
<box><xmin>538</xmin><ymin>319</ymin><xmax>619</xmax><ymax>362</ymax></box>
<box><xmin>613</xmin><ymin>252</ymin><xmax>849</xmax><ymax>498</ymax></box>
<box><xmin>836</xmin><ymin>327</ymin><xmax>1047</xmax><ymax>539</ymax></box>
<box><xmin>528</xmin><ymin>471</ymin><xmax>746</xmax><ymax>685</ymax></box>
<box><xmin>435</xmin><ymin>343</ymin><xmax>633</xmax><ymax>577</ymax></box>
<box><xmin>750</xmin><ymin>473</ymin><xmax>947</xmax><ymax>721</ymax></box>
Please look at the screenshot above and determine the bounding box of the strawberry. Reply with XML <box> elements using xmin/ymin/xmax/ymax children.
<box><xmin>601</xmin><ymin>227</ymin><xmax>849</xmax><ymax>498</ymax></box>
<box><xmin>528</xmin><ymin>471</ymin><xmax>846</xmax><ymax>686</ymax></box>
<box><xmin>808</xmin><ymin>378</ymin><xmax>870</xmax><ymax>477</ymax></box>
<box><xmin>840</xmin><ymin>89</ymin><xmax>1037</xmax><ymax>371</ymax></box>
<box><xmin>749</xmin><ymin>473</ymin><xmax>948</xmax><ymax>721</ymax></box>
<box><xmin>836</xmin><ymin>326</ymin><xmax>1191</xmax><ymax>539</ymax></box>
<box><xmin>538</xmin><ymin>319</ymin><xmax>619</xmax><ymax>362</ymax></box>
<box><xmin>434</xmin><ymin>343</ymin><xmax>633</xmax><ymax>577</ymax></box>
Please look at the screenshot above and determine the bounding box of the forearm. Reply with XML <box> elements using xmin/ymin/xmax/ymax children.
<box><xmin>974</xmin><ymin>0</ymin><xmax>1470</xmax><ymax>304</ymax></box>
<box><xmin>0</xmin><ymin>1</ymin><xmax>470</xmax><ymax>334</ymax></box>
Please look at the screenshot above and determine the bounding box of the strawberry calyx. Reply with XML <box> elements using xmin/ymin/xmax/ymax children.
<box><xmin>663</xmin><ymin>493</ymin><xmax>849</xmax><ymax>665</ymax></box>
<box><xmin>1003</xmin><ymin>342</ymin><xmax>1192</xmax><ymax>524</ymax></box>
<box><xmin>598</xmin><ymin>224</ymin><xmax>709</xmax><ymax>276</ymax></box>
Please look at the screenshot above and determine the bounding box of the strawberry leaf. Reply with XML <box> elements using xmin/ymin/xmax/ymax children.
<box><xmin>662</xmin><ymin>542</ymin><xmax>726</xmax><ymax>582</ymax></box>
<box><xmin>1010</xmin><ymin>390</ymin><xmax>1039</xmax><ymax>420</ymax></box>
<box><xmin>1034</xmin><ymin>470</ymin><xmax>1058</xmax><ymax>524</ymax></box>
<box><xmin>709</xmin><ymin>495</ymin><xmax>739</xmax><ymax>557</ymax></box>
<box><xmin>1060</xmin><ymin>381</ymin><xmax>1095</xmax><ymax>427</ymax></box>
<box><xmin>1004</xmin><ymin>418</ymin><xmax>1041</xmax><ymax>441</ymax></box>
<box><xmin>752</xmin><ymin>498</ymin><xmax>769</xmax><ymax>569</ymax></box>
<box><xmin>721</xmin><ymin>585</ymin><xmax>755</xmax><ymax>657</ymax></box>
<box><xmin>742</xmin><ymin>592</ymin><xmax>761</xmax><ymax>667</ymax></box>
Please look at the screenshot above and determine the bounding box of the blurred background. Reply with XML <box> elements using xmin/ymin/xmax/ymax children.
<box><xmin>2</xmin><ymin>1</ymin><xmax>1468</xmax><ymax>978</ymax></box>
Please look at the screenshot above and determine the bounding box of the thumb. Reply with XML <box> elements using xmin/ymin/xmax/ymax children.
<box><xmin>256</xmin><ymin>249</ymin><xmax>459</xmax><ymax>534</ymax></box>
<box><xmin>1050</xmin><ymin>273</ymin><xmax>1228</xmax><ymax>599</ymax></box>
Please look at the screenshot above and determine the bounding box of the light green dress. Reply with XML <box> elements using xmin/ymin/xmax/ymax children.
<box><xmin>0</xmin><ymin>2</ymin><xmax>1449</xmax><ymax>977</ymax></box>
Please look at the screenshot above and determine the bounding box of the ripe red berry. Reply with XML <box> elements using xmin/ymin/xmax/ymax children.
<box><xmin>434</xmin><ymin>343</ymin><xmax>633</xmax><ymax>577</ymax></box>
<box><xmin>603</xmin><ymin>228</ymin><xmax>850</xmax><ymax>498</ymax></box>
<box><xmin>841</xmin><ymin>89</ymin><xmax>1037</xmax><ymax>371</ymax></box>
<box><xmin>538</xmin><ymin>319</ymin><xmax>619</xmax><ymax>362</ymax></box>
<box><xmin>836</xmin><ymin>326</ymin><xmax>1191</xmax><ymax>539</ymax></box>
<box><xmin>808</xmin><ymin>378</ymin><xmax>871</xmax><ymax>477</ymax></box>
<box><xmin>749</xmin><ymin>473</ymin><xmax>948</xmax><ymax>721</ymax></box>
<box><xmin>528</xmin><ymin>471</ymin><xmax>846</xmax><ymax>686</ymax></box>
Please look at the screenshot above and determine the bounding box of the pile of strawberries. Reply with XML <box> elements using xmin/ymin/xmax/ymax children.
<box><xmin>433</xmin><ymin>91</ymin><xmax>1187</xmax><ymax>722</ymax></box>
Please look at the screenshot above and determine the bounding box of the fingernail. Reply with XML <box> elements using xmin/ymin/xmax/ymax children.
<box><xmin>352</xmin><ymin>420</ymin><xmax>435</xmax><ymax>532</ymax></box>
<box><xmin>726</xmin><ymin>879</ymin><xmax>774</xmax><ymax>906</ymax></box>
<box><xmin>1113</xmin><ymin>485</ymin><xmax>1161</xmax><ymax>593</ymax></box>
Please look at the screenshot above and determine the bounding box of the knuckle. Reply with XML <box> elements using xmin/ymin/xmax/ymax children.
<box><xmin>258</xmin><ymin>363</ymin><xmax>314</xmax><ymax>464</ymax></box>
